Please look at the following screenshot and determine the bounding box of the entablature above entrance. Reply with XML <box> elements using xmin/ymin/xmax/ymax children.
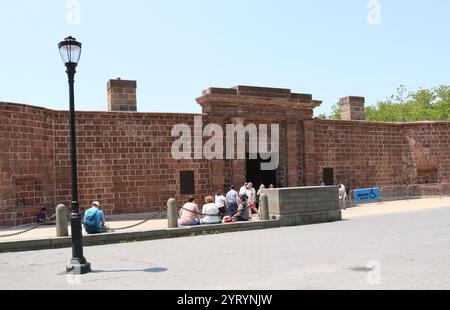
<box><xmin>196</xmin><ymin>85</ymin><xmax>322</xmax><ymax>121</ymax></box>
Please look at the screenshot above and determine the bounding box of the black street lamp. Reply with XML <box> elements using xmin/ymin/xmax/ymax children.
<box><xmin>58</xmin><ymin>36</ymin><xmax>91</xmax><ymax>274</ymax></box>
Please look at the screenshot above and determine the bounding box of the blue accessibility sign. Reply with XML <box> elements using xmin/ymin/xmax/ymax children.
<box><xmin>353</xmin><ymin>188</ymin><xmax>382</xmax><ymax>203</ymax></box>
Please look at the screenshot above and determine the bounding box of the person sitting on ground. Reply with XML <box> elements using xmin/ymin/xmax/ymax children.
<box><xmin>83</xmin><ymin>201</ymin><xmax>106</xmax><ymax>234</ymax></box>
<box><xmin>36</xmin><ymin>208</ymin><xmax>56</xmax><ymax>225</ymax></box>
<box><xmin>179</xmin><ymin>196</ymin><xmax>201</xmax><ymax>226</ymax></box>
<box><xmin>232</xmin><ymin>194</ymin><xmax>250</xmax><ymax>222</ymax></box>
<box><xmin>201</xmin><ymin>196</ymin><xmax>221</xmax><ymax>225</ymax></box>
<box><xmin>37</xmin><ymin>208</ymin><xmax>48</xmax><ymax>223</ymax></box>
<box><xmin>215</xmin><ymin>189</ymin><xmax>227</xmax><ymax>218</ymax></box>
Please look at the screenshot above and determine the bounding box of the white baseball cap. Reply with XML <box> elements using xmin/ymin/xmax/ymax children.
<box><xmin>92</xmin><ymin>201</ymin><xmax>100</xmax><ymax>207</ymax></box>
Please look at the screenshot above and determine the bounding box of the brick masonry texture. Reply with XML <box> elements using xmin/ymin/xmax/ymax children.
<box><xmin>303</xmin><ymin>120</ymin><xmax>450</xmax><ymax>188</ymax></box>
<box><xmin>1</xmin><ymin>84</ymin><xmax>449</xmax><ymax>226</ymax></box>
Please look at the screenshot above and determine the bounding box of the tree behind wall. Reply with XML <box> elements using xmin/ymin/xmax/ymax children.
<box><xmin>327</xmin><ymin>85</ymin><xmax>450</xmax><ymax>122</ymax></box>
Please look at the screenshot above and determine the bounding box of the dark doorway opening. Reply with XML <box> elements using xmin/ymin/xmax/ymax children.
<box><xmin>180</xmin><ymin>171</ymin><xmax>195</xmax><ymax>194</ymax></box>
<box><xmin>323</xmin><ymin>168</ymin><xmax>334</xmax><ymax>186</ymax></box>
<box><xmin>246</xmin><ymin>154</ymin><xmax>277</xmax><ymax>190</ymax></box>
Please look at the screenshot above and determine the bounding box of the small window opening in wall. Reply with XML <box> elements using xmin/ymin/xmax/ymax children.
<box><xmin>180</xmin><ymin>171</ymin><xmax>195</xmax><ymax>195</ymax></box>
<box><xmin>323</xmin><ymin>168</ymin><xmax>334</xmax><ymax>186</ymax></box>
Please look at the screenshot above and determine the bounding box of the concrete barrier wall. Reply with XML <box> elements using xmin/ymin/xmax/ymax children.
<box><xmin>262</xmin><ymin>186</ymin><xmax>342</xmax><ymax>226</ymax></box>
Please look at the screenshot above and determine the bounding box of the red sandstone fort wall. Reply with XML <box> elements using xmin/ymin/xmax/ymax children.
<box><xmin>0</xmin><ymin>103</ymin><xmax>56</xmax><ymax>226</ymax></box>
<box><xmin>0</xmin><ymin>103</ymin><xmax>215</xmax><ymax>226</ymax></box>
<box><xmin>304</xmin><ymin>120</ymin><xmax>450</xmax><ymax>188</ymax></box>
<box><xmin>52</xmin><ymin>111</ymin><xmax>212</xmax><ymax>219</ymax></box>
<box><xmin>1</xmin><ymin>100</ymin><xmax>449</xmax><ymax>227</ymax></box>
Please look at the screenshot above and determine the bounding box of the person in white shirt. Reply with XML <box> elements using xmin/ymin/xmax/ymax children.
<box><xmin>246</xmin><ymin>183</ymin><xmax>256</xmax><ymax>204</ymax></box>
<box><xmin>215</xmin><ymin>189</ymin><xmax>227</xmax><ymax>217</ymax></box>
<box><xmin>239</xmin><ymin>183</ymin><xmax>248</xmax><ymax>196</ymax></box>
<box><xmin>245</xmin><ymin>182</ymin><xmax>259</xmax><ymax>219</ymax></box>
<box><xmin>257</xmin><ymin>184</ymin><xmax>266</xmax><ymax>197</ymax></box>
<box><xmin>339</xmin><ymin>184</ymin><xmax>347</xmax><ymax>210</ymax></box>
<box><xmin>201</xmin><ymin>196</ymin><xmax>221</xmax><ymax>224</ymax></box>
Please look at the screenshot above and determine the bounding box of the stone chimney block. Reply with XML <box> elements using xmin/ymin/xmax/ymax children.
<box><xmin>107</xmin><ymin>78</ymin><xmax>137</xmax><ymax>112</ymax></box>
<box><xmin>339</xmin><ymin>96</ymin><xmax>365</xmax><ymax>121</ymax></box>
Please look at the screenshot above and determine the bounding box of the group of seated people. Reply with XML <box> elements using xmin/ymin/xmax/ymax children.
<box><xmin>49</xmin><ymin>182</ymin><xmax>268</xmax><ymax>233</ymax></box>
<box><xmin>179</xmin><ymin>183</ymin><xmax>263</xmax><ymax>226</ymax></box>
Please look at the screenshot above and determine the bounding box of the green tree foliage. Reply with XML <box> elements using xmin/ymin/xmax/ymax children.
<box><xmin>322</xmin><ymin>85</ymin><xmax>449</xmax><ymax>122</ymax></box>
<box><xmin>329</xmin><ymin>103</ymin><xmax>341</xmax><ymax>120</ymax></box>
<box><xmin>366</xmin><ymin>85</ymin><xmax>450</xmax><ymax>122</ymax></box>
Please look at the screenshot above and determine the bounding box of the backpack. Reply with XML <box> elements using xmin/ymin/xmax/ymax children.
<box><xmin>84</xmin><ymin>209</ymin><xmax>98</xmax><ymax>228</ymax></box>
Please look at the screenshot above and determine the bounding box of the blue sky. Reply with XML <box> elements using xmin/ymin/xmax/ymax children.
<box><xmin>0</xmin><ymin>0</ymin><xmax>449</xmax><ymax>116</ymax></box>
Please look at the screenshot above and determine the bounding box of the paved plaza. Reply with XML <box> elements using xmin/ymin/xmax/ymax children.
<box><xmin>1</xmin><ymin>198</ymin><xmax>450</xmax><ymax>290</ymax></box>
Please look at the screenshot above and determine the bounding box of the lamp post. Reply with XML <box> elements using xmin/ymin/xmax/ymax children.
<box><xmin>58</xmin><ymin>36</ymin><xmax>91</xmax><ymax>274</ymax></box>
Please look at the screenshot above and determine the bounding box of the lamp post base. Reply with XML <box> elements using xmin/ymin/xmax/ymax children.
<box><xmin>66</xmin><ymin>258</ymin><xmax>92</xmax><ymax>275</ymax></box>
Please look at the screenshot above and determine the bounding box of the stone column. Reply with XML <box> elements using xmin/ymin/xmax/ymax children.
<box><xmin>303</xmin><ymin>120</ymin><xmax>317</xmax><ymax>186</ymax></box>
<box><xmin>339</xmin><ymin>96</ymin><xmax>365</xmax><ymax>121</ymax></box>
<box><xmin>210</xmin><ymin>160</ymin><xmax>226</xmax><ymax>192</ymax></box>
<box><xmin>286</xmin><ymin>122</ymin><xmax>299</xmax><ymax>187</ymax></box>
<box><xmin>229</xmin><ymin>117</ymin><xmax>247</xmax><ymax>187</ymax></box>
<box><xmin>206</xmin><ymin>116</ymin><xmax>227</xmax><ymax>192</ymax></box>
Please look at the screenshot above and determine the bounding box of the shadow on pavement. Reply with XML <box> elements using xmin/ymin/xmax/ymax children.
<box><xmin>91</xmin><ymin>267</ymin><xmax>168</xmax><ymax>274</ymax></box>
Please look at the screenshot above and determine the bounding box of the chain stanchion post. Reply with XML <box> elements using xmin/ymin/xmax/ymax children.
<box><xmin>56</xmin><ymin>204</ymin><xmax>69</xmax><ymax>237</ymax></box>
<box><xmin>167</xmin><ymin>198</ymin><xmax>178</xmax><ymax>228</ymax></box>
<box><xmin>259</xmin><ymin>193</ymin><xmax>270</xmax><ymax>221</ymax></box>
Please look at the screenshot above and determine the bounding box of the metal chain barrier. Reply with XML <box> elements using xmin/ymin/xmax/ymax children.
<box><xmin>104</xmin><ymin>209</ymin><xmax>165</xmax><ymax>232</ymax></box>
<box><xmin>179</xmin><ymin>203</ymin><xmax>253</xmax><ymax>217</ymax></box>
<box><xmin>0</xmin><ymin>214</ymin><xmax>56</xmax><ymax>239</ymax></box>
<box><xmin>0</xmin><ymin>202</ymin><xmax>257</xmax><ymax>238</ymax></box>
